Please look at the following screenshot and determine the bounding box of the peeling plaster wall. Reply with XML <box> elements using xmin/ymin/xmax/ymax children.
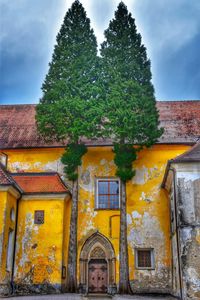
<box><xmin>169</xmin><ymin>185</ymin><xmax>181</xmax><ymax>298</ymax></box>
<box><xmin>0</xmin><ymin>191</ymin><xmax>17</xmax><ymax>296</ymax></box>
<box><xmin>77</xmin><ymin>147</ymin><xmax>120</xmax><ymax>284</ymax></box>
<box><xmin>176</xmin><ymin>173</ymin><xmax>200</xmax><ymax>300</ymax></box>
<box><xmin>77</xmin><ymin>145</ymin><xmax>190</xmax><ymax>293</ymax></box>
<box><xmin>61</xmin><ymin>198</ymin><xmax>71</xmax><ymax>291</ymax></box>
<box><xmin>3</xmin><ymin>144</ymin><xmax>191</xmax><ymax>294</ymax></box>
<box><xmin>180</xmin><ymin>227</ymin><xmax>200</xmax><ymax>300</ymax></box>
<box><xmin>0</xmin><ymin>192</ymin><xmax>7</xmax><ymax>274</ymax></box>
<box><xmin>13</xmin><ymin>198</ymin><xmax>67</xmax><ymax>295</ymax></box>
<box><xmin>5</xmin><ymin>148</ymin><xmax>65</xmax><ymax>175</ymax></box>
<box><xmin>127</xmin><ymin>212</ymin><xmax>171</xmax><ymax>293</ymax></box>
<box><xmin>0</xmin><ymin>191</ymin><xmax>9</xmax><ymax>296</ymax></box>
<box><xmin>125</xmin><ymin>145</ymin><xmax>183</xmax><ymax>294</ymax></box>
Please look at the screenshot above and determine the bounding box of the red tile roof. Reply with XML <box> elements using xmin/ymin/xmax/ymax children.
<box><xmin>0</xmin><ymin>101</ymin><xmax>200</xmax><ymax>148</ymax></box>
<box><xmin>0</xmin><ymin>105</ymin><xmax>64</xmax><ymax>149</ymax></box>
<box><xmin>0</xmin><ymin>162</ymin><xmax>15</xmax><ymax>185</ymax></box>
<box><xmin>0</xmin><ymin>163</ymin><xmax>23</xmax><ymax>194</ymax></box>
<box><xmin>12</xmin><ymin>173</ymin><xmax>69</xmax><ymax>194</ymax></box>
<box><xmin>157</xmin><ymin>101</ymin><xmax>200</xmax><ymax>143</ymax></box>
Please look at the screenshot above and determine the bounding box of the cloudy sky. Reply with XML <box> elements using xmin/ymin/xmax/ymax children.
<box><xmin>0</xmin><ymin>0</ymin><xmax>200</xmax><ymax>104</ymax></box>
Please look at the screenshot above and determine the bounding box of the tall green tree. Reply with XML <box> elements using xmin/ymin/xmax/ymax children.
<box><xmin>100</xmin><ymin>2</ymin><xmax>163</xmax><ymax>294</ymax></box>
<box><xmin>36</xmin><ymin>0</ymin><xmax>101</xmax><ymax>292</ymax></box>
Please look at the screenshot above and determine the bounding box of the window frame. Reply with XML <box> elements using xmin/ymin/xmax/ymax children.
<box><xmin>95</xmin><ymin>177</ymin><xmax>120</xmax><ymax>210</ymax></box>
<box><xmin>34</xmin><ymin>210</ymin><xmax>45</xmax><ymax>225</ymax></box>
<box><xmin>135</xmin><ymin>248</ymin><xmax>155</xmax><ymax>270</ymax></box>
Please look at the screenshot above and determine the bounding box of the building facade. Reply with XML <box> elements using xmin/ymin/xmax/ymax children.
<box><xmin>0</xmin><ymin>101</ymin><xmax>200</xmax><ymax>299</ymax></box>
<box><xmin>163</xmin><ymin>143</ymin><xmax>200</xmax><ymax>299</ymax></box>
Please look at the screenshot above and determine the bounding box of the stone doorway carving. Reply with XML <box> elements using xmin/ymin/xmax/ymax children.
<box><xmin>79</xmin><ymin>232</ymin><xmax>117</xmax><ymax>294</ymax></box>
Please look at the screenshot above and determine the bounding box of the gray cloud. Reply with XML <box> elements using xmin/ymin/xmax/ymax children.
<box><xmin>132</xmin><ymin>0</ymin><xmax>200</xmax><ymax>100</ymax></box>
<box><xmin>133</xmin><ymin>0</ymin><xmax>200</xmax><ymax>52</ymax></box>
<box><xmin>0</xmin><ymin>0</ymin><xmax>67</xmax><ymax>104</ymax></box>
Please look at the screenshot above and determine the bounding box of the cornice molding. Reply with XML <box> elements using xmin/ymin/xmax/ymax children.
<box><xmin>0</xmin><ymin>185</ymin><xmax>21</xmax><ymax>198</ymax></box>
<box><xmin>21</xmin><ymin>193</ymin><xmax>70</xmax><ymax>201</ymax></box>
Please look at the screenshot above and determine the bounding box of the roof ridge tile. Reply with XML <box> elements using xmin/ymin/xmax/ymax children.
<box><xmin>1</xmin><ymin>101</ymin><xmax>200</xmax><ymax>147</ymax></box>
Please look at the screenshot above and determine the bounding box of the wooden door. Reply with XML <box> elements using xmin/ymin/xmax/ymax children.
<box><xmin>88</xmin><ymin>259</ymin><xmax>107</xmax><ymax>293</ymax></box>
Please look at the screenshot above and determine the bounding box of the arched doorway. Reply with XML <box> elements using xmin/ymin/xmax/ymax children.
<box><xmin>79</xmin><ymin>232</ymin><xmax>117</xmax><ymax>294</ymax></box>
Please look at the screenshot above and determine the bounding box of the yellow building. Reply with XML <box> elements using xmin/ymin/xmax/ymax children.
<box><xmin>0</xmin><ymin>101</ymin><xmax>200</xmax><ymax>299</ymax></box>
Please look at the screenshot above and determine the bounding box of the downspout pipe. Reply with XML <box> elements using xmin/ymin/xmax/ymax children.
<box><xmin>169</xmin><ymin>167</ymin><xmax>183</xmax><ymax>300</ymax></box>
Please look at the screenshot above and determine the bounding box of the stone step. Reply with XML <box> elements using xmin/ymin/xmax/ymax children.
<box><xmin>83</xmin><ymin>294</ymin><xmax>112</xmax><ymax>299</ymax></box>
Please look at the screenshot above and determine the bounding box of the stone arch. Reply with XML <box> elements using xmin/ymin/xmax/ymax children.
<box><xmin>79</xmin><ymin>232</ymin><xmax>117</xmax><ymax>294</ymax></box>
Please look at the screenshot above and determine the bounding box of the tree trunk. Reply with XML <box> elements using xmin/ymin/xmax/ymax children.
<box><xmin>119</xmin><ymin>180</ymin><xmax>132</xmax><ymax>294</ymax></box>
<box><xmin>66</xmin><ymin>178</ymin><xmax>78</xmax><ymax>292</ymax></box>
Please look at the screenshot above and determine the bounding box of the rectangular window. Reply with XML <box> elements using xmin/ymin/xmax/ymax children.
<box><xmin>96</xmin><ymin>178</ymin><xmax>120</xmax><ymax>209</ymax></box>
<box><xmin>34</xmin><ymin>210</ymin><xmax>44</xmax><ymax>224</ymax></box>
<box><xmin>135</xmin><ymin>249</ymin><xmax>154</xmax><ymax>269</ymax></box>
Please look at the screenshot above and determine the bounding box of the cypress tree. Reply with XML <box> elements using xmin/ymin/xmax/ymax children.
<box><xmin>36</xmin><ymin>0</ymin><xmax>101</xmax><ymax>292</ymax></box>
<box><xmin>100</xmin><ymin>2</ymin><xmax>163</xmax><ymax>294</ymax></box>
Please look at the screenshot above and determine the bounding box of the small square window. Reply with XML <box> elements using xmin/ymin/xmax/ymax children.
<box><xmin>135</xmin><ymin>249</ymin><xmax>154</xmax><ymax>269</ymax></box>
<box><xmin>96</xmin><ymin>178</ymin><xmax>120</xmax><ymax>210</ymax></box>
<box><xmin>34</xmin><ymin>210</ymin><xmax>44</xmax><ymax>224</ymax></box>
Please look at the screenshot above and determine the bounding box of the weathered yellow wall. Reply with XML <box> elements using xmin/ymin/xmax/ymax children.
<box><xmin>3</xmin><ymin>144</ymin><xmax>191</xmax><ymax>289</ymax></box>
<box><xmin>0</xmin><ymin>190</ymin><xmax>17</xmax><ymax>285</ymax></box>
<box><xmin>77</xmin><ymin>147</ymin><xmax>120</xmax><ymax>282</ymax></box>
<box><xmin>77</xmin><ymin>144</ymin><xmax>190</xmax><ymax>288</ymax></box>
<box><xmin>62</xmin><ymin>198</ymin><xmax>71</xmax><ymax>288</ymax></box>
<box><xmin>126</xmin><ymin>146</ymin><xmax>176</xmax><ymax>291</ymax></box>
<box><xmin>0</xmin><ymin>191</ymin><xmax>7</xmax><ymax>283</ymax></box>
<box><xmin>14</xmin><ymin>197</ymin><xmax>67</xmax><ymax>289</ymax></box>
<box><xmin>6</xmin><ymin>148</ymin><xmax>65</xmax><ymax>173</ymax></box>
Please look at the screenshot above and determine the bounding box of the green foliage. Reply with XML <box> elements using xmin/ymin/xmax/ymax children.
<box><xmin>36</xmin><ymin>0</ymin><xmax>102</xmax><ymax>143</ymax></box>
<box><xmin>36</xmin><ymin>1</ymin><xmax>103</xmax><ymax>181</ymax></box>
<box><xmin>100</xmin><ymin>2</ymin><xmax>163</xmax><ymax>181</ymax></box>
<box><xmin>114</xmin><ymin>144</ymin><xmax>137</xmax><ymax>182</ymax></box>
<box><xmin>101</xmin><ymin>2</ymin><xmax>152</xmax><ymax>85</ymax></box>
<box><xmin>102</xmin><ymin>80</ymin><xmax>163</xmax><ymax>146</ymax></box>
<box><xmin>36</xmin><ymin>95</ymin><xmax>103</xmax><ymax>143</ymax></box>
<box><xmin>41</xmin><ymin>0</ymin><xmax>98</xmax><ymax>103</ymax></box>
<box><xmin>36</xmin><ymin>0</ymin><xmax>163</xmax><ymax>184</ymax></box>
<box><xmin>61</xmin><ymin>144</ymin><xmax>87</xmax><ymax>181</ymax></box>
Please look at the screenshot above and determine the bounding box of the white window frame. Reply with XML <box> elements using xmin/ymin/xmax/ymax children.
<box><xmin>95</xmin><ymin>177</ymin><xmax>120</xmax><ymax>210</ymax></box>
<box><xmin>135</xmin><ymin>248</ymin><xmax>155</xmax><ymax>270</ymax></box>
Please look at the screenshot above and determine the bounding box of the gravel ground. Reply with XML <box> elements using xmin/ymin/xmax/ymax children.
<box><xmin>2</xmin><ymin>293</ymin><xmax>177</xmax><ymax>300</ymax></box>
